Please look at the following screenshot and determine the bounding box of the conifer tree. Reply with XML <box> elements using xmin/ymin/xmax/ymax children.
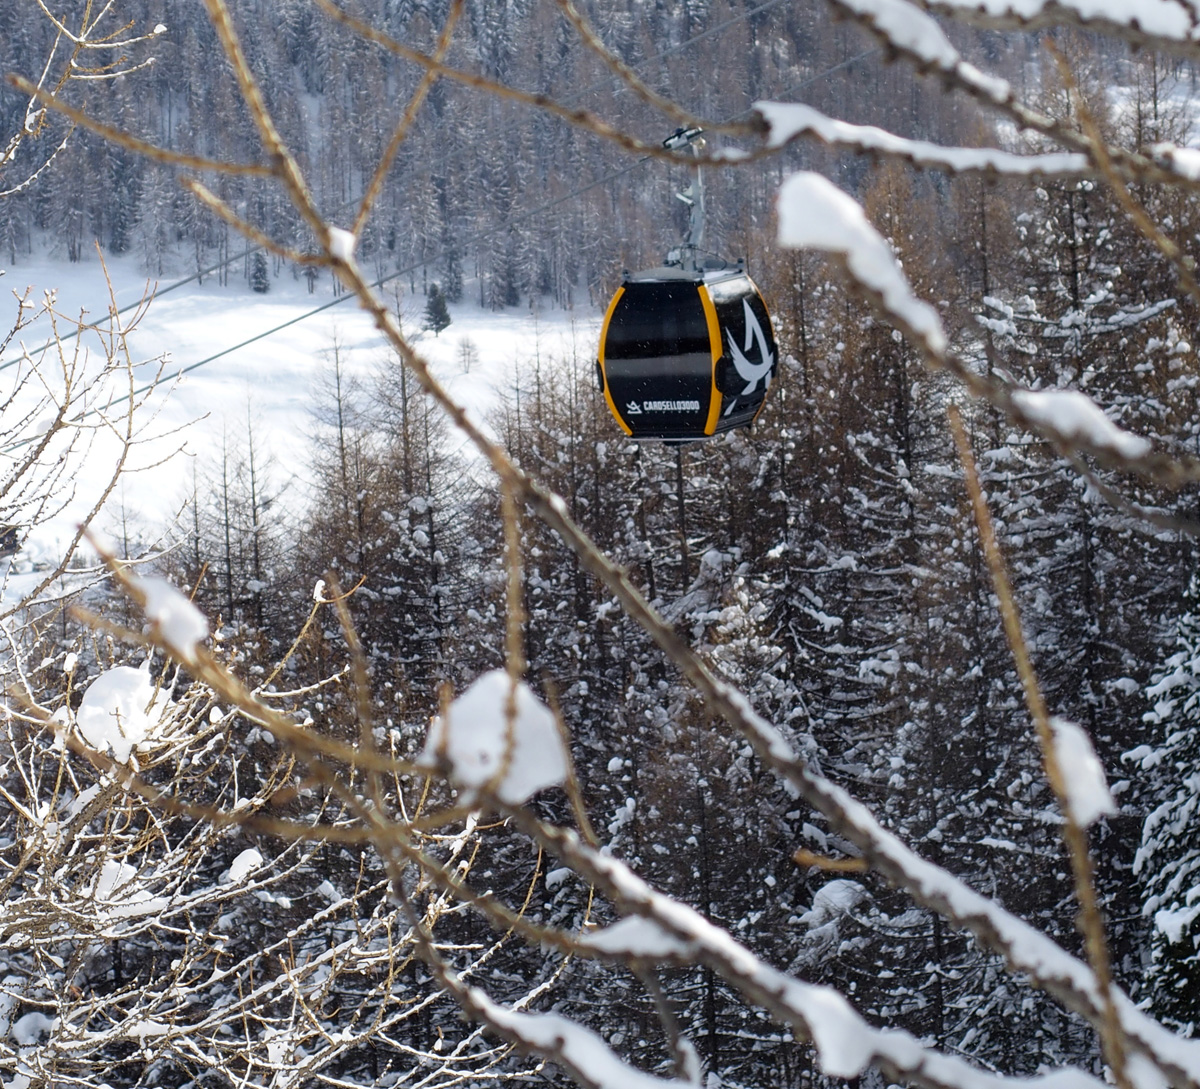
<box><xmin>251</xmin><ymin>250</ymin><xmax>271</xmax><ymax>293</ymax></box>
<box><xmin>424</xmin><ymin>282</ymin><xmax>451</xmax><ymax>335</ymax></box>
<box><xmin>1132</xmin><ymin>573</ymin><xmax>1200</xmax><ymax>1032</ymax></box>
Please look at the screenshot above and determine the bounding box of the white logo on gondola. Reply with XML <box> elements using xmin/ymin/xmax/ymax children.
<box><xmin>629</xmin><ymin>399</ymin><xmax>699</xmax><ymax>414</ymax></box>
<box><xmin>726</xmin><ymin>300</ymin><xmax>774</xmax><ymax>394</ymax></box>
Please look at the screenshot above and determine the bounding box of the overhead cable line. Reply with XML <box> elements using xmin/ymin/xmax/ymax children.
<box><xmin>8</xmin><ymin>9</ymin><xmax>877</xmax><ymax>413</ymax></box>
<box><xmin>13</xmin><ymin>0</ymin><xmax>792</xmax><ymax>369</ymax></box>
<box><xmin>117</xmin><ymin>44</ymin><xmax>879</xmax><ymax>405</ymax></box>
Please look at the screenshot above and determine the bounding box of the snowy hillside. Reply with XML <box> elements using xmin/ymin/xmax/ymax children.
<box><xmin>3</xmin><ymin>250</ymin><xmax>599</xmax><ymax>570</ymax></box>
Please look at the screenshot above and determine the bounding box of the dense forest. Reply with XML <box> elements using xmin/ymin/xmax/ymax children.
<box><xmin>0</xmin><ymin>0</ymin><xmax>1015</xmax><ymax>299</ymax></box>
<box><xmin>5</xmin><ymin>1</ymin><xmax>1200</xmax><ymax>1088</ymax></box>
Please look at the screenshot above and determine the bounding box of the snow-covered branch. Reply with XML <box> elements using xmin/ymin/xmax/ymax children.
<box><xmin>775</xmin><ymin>170</ymin><xmax>1200</xmax><ymax>487</ymax></box>
<box><xmin>0</xmin><ymin>641</ymin><xmax>545</xmax><ymax>1088</ymax></box>
<box><xmin>756</xmin><ymin>102</ymin><xmax>1090</xmax><ymax>178</ymax></box>
<box><xmin>922</xmin><ymin>0</ymin><xmax>1200</xmax><ymax>54</ymax></box>
<box><xmin>824</xmin><ymin>0</ymin><xmax>1200</xmax><ymax>194</ymax></box>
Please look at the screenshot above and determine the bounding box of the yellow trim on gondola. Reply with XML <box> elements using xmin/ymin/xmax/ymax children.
<box><xmin>698</xmin><ymin>284</ymin><xmax>722</xmax><ymax>436</ymax></box>
<box><xmin>598</xmin><ymin>286</ymin><xmax>632</xmax><ymax>436</ymax></box>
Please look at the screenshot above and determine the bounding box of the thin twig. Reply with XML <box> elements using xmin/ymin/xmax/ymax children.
<box><xmin>5</xmin><ymin>75</ymin><xmax>273</xmax><ymax>177</ymax></box>
<box><xmin>351</xmin><ymin>0</ymin><xmax>464</xmax><ymax>240</ymax></box>
<box><xmin>949</xmin><ymin>404</ymin><xmax>1131</xmax><ymax>1089</ymax></box>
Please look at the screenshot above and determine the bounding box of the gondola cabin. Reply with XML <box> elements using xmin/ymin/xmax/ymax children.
<box><xmin>597</xmin><ymin>265</ymin><xmax>777</xmax><ymax>442</ymax></box>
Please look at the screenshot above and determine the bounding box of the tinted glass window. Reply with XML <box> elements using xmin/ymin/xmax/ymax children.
<box><xmin>604</xmin><ymin>282</ymin><xmax>711</xmax><ymax>360</ymax></box>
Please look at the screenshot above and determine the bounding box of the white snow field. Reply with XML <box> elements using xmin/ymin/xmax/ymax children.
<box><xmin>0</xmin><ymin>249</ymin><xmax>599</xmax><ymax>584</ymax></box>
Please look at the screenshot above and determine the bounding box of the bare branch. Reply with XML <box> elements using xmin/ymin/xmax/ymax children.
<box><xmin>5</xmin><ymin>74</ymin><xmax>274</xmax><ymax>178</ymax></box>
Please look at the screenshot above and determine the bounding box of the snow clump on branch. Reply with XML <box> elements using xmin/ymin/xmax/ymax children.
<box><xmin>1049</xmin><ymin>717</ymin><xmax>1117</xmax><ymax>827</ymax></box>
<box><xmin>419</xmin><ymin>670</ymin><xmax>567</xmax><ymax>806</ymax></box>
<box><xmin>71</xmin><ymin>664</ymin><xmax>173</xmax><ymax>763</ymax></box>
<box><xmin>132</xmin><ymin>575</ymin><xmax>208</xmax><ymax>664</ymax></box>
<box><xmin>775</xmin><ymin>171</ymin><xmax>947</xmax><ymax>354</ymax></box>
<box><xmin>1010</xmin><ymin>389</ymin><xmax>1152</xmax><ymax>460</ymax></box>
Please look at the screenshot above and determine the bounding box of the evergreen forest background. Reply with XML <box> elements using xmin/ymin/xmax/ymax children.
<box><xmin>5</xmin><ymin>1</ymin><xmax>1200</xmax><ymax>1086</ymax></box>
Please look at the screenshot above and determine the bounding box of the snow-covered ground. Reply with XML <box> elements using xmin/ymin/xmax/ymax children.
<box><xmin>2</xmin><ymin>250</ymin><xmax>599</xmax><ymax>572</ymax></box>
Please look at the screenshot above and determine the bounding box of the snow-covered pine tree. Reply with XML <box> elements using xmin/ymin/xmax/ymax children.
<box><xmin>251</xmin><ymin>250</ymin><xmax>271</xmax><ymax>293</ymax></box>
<box><xmin>424</xmin><ymin>281</ymin><xmax>451</xmax><ymax>335</ymax></box>
<box><xmin>1132</xmin><ymin>572</ymin><xmax>1200</xmax><ymax>1032</ymax></box>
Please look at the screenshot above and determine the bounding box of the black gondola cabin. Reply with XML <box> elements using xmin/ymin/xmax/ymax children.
<box><xmin>597</xmin><ymin>265</ymin><xmax>776</xmax><ymax>442</ymax></box>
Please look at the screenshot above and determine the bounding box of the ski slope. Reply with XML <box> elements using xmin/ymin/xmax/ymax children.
<box><xmin>1</xmin><ymin>250</ymin><xmax>599</xmax><ymax>590</ymax></box>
